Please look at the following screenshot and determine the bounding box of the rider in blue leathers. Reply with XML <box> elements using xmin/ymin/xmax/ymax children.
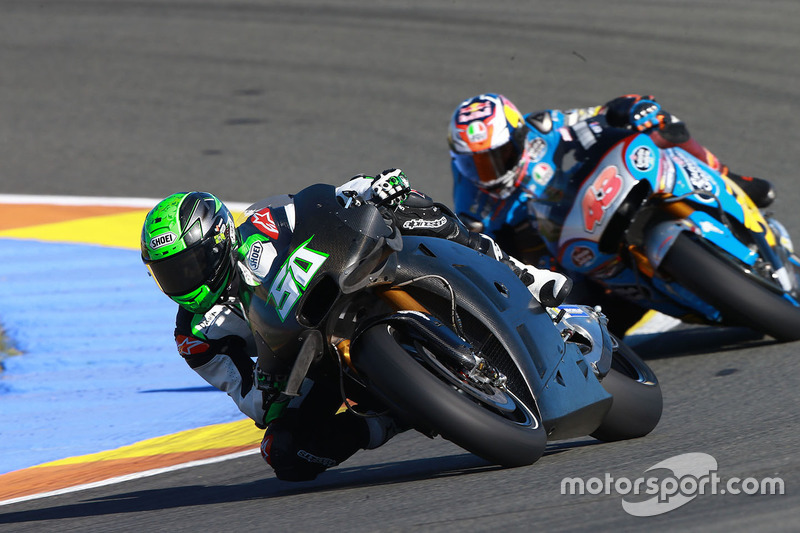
<box><xmin>448</xmin><ymin>93</ymin><xmax>776</xmax><ymax>336</ymax></box>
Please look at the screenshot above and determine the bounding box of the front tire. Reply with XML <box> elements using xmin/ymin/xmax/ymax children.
<box><xmin>590</xmin><ymin>338</ymin><xmax>662</xmax><ymax>442</ymax></box>
<box><xmin>351</xmin><ymin>323</ymin><xmax>547</xmax><ymax>467</ymax></box>
<box><xmin>660</xmin><ymin>233</ymin><xmax>800</xmax><ymax>342</ymax></box>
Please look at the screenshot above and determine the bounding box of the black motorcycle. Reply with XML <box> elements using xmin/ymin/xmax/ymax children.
<box><xmin>239</xmin><ymin>184</ymin><xmax>662</xmax><ymax>467</ymax></box>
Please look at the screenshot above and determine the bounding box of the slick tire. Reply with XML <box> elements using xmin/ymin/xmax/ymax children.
<box><xmin>352</xmin><ymin>323</ymin><xmax>547</xmax><ymax>468</ymax></box>
<box><xmin>661</xmin><ymin>233</ymin><xmax>800</xmax><ymax>342</ymax></box>
<box><xmin>590</xmin><ymin>338</ymin><xmax>662</xmax><ymax>442</ymax></box>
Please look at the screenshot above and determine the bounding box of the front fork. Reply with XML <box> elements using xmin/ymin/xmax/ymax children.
<box><xmin>338</xmin><ymin>285</ymin><xmax>507</xmax><ymax>388</ymax></box>
<box><xmin>335</xmin><ymin>285</ymin><xmax>432</xmax><ymax>369</ymax></box>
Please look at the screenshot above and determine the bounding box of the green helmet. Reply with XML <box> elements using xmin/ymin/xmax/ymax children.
<box><xmin>141</xmin><ymin>192</ymin><xmax>236</xmax><ymax>314</ymax></box>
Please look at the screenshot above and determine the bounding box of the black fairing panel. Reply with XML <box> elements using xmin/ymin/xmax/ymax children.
<box><xmin>245</xmin><ymin>184</ymin><xmax>395</xmax><ymax>360</ymax></box>
<box><xmin>394</xmin><ymin>236</ymin><xmax>611</xmax><ymax>438</ymax></box>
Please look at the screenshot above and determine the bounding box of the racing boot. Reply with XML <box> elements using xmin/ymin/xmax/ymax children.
<box><xmin>518</xmin><ymin>264</ymin><xmax>573</xmax><ymax>308</ymax></box>
<box><xmin>364</xmin><ymin>412</ymin><xmax>408</xmax><ymax>449</ymax></box>
<box><xmin>505</xmin><ymin>253</ymin><xmax>572</xmax><ymax>306</ymax></box>
<box><xmin>722</xmin><ymin>166</ymin><xmax>776</xmax><ymax>208</ymax></box>
<box><xmin>469</xmin><ymin>232</ymin><xmax>573</xmax><ymax>307</ymax></box>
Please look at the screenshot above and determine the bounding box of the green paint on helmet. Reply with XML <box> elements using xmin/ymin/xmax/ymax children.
<box><xmin>141</xmin><ymin>192</ymin><xmax>235</xmax><ymax>314</ymax></box>
<box><xmin>172</xmin><ymin>285</ymin><xmax>225</xmax><ymax>315</ymax></box>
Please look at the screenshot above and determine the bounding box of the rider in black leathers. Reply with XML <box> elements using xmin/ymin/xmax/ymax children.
<box><xmin>141</xmin><ymin>169</ymin><xmax>571</xmax><ymax>481</ymax></box>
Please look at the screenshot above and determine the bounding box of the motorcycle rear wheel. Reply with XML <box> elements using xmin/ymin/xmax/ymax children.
<box><xmin>352</xmin><ymin>323</ymin><xmax>547</xmax><ymax>468</ymax></box>
<box><xmin>661</xmin><ymin>233</ymin><xmax>800</xmax><ymax>342</ymax></box>
<box><xmin>590</xmin><ymin>337</ymin><xmax>662</xmax><ymax>442</ymax></box>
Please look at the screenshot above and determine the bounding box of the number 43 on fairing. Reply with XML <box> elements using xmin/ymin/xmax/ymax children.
<box><xmin>267</xmin><ymin>237</ymin><xmax>329</xmax><ymax>322</ymax></box>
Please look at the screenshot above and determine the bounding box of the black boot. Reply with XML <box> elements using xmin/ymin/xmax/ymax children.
<box><xmin>724</xmin><ymin>168</ymin><xmax>776</xmax><ymax>208</ymax></box>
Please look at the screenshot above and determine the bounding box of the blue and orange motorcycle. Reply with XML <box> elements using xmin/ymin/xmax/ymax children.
<box><xmin>530</xmin><ymin>125</ymin><xmax>800</xmax><ymax>341</ymax></box>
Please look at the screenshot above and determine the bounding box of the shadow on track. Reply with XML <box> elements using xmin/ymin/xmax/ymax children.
<box><xmin>0</xmin><ymin>453</ymin><xmax>500</xmax><ymax>524</ymax></box>
<box><xmin>0</xmin><ymin>437</ymin><xmax>605</xmax><ymax>525</ymax></box>
<box><xmin>626</xmin><ymin>325</ymin><xmax>774</xmax><ymax>359</ymax></box>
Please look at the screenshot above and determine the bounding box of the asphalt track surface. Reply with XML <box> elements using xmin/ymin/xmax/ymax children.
<box><xmin>1</xmin><ymin>0</ymin><xmax>799</xmax><ymax>530</ymax></box>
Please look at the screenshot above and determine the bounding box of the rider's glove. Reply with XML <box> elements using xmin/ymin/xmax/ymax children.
<box><xmin>255</xmin><ymin>368</ymin><xmax>290</xmax><ymax>427</ymax></box>
<box><xmin>629</xmin><ymin>98</ymin><xmax>662</xmax><ymax>131</ymax></box>
<box><xmin>371</xmin><ymin>168</ymin><xmax>411</xmax><ymax>207</ymax></box>
<box><xmin>255</xmin><ymin>367</ymin><xmax>288</xmax><ymax>398</ymax></box>
<box><xmin>604</xmin><ymin>94</ymin><xmax>663</xmax><ymax>132</ymax></box>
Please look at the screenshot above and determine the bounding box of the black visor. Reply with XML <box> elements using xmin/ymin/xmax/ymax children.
<box><xmin>490</xmin><ymin>141</ymin><xmax>521</xmax><ymax>176</ymax></box>
<box><xmin>466</xmin><ymin>140</ymin><xmax>521</xmax><ymax>185</ymax></box>
<box><xmin>145</xmin><ymin>237</ymin><xmax>230</xmax><ymax>297</ymax></box>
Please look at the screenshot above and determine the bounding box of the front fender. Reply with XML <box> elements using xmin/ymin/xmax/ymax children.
<box><xmin>644</xmin><ymin>212</ymin><xmax>757</xmax><ymax>269</ymax></box>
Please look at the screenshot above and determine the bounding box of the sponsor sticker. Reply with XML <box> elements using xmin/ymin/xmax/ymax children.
<box><xmin>698</xmin><ymin>220</ymin><xmax>724</xmax><ymax>235</ymax></box>
<box><xmin>670</xmin><ymin>151</ymin><xmax>717</xmax><ymax>202</ymax></box>
<box><xmin>248</xmin><ymin>241</ymin><xmax>264</xmax><ymax>270</ymax></box>
<box><xmin>175</xmin><ymin>334</ymin><xmax>210</xmax><ymax>355</ymax></box>
<box><xmin>558</xmin><ymin>305</ymin><xmax>589</xmax><ymax>317</ymax></box>
<box><xmin>149</xmin><ymin>232</ymin><xmax>176</xmax><ymax>250</ymax></box>
<box><xmin>457</xmin><ymin>100</ymin><xmax>495</xmax><ymax>124</ymax></box>
<box><xmin>532</xmin><ymin>162</ymin><xmax>554</xmax><ymax>186</ymax></box>
<box><xmin>588</xmin><ymin>121</ymin><xmax>603</xmax><ymax>135</ymax></box>
<box><xmin>466</xmin><ymin>121</ymin><xmax>488</xmax><ymax>143</ymax></box>
<box><xmin>260</xmin><ymin>434</ymin><xmax>274</xmax><ymax>463</ymax></box>
<box><xmin>243</xmin><ymin>238</ymin><xmax>277</xmax><ymax>280</ymax></box>
<box><xmin>657</xmin><ymin>155</ymin><xmax>676</xmax><ymax>192</ymax></box>
<box><xmin>297</xmin><ymin>449</ymin><xmax>337</xmax><ymax>467</ymax></box>
<box><xmin>195</xmin><ymin>306</ymin><xmax>223</xmax><ymax>332</ymax></box>
<box><xmin>570</xmin><ymin>245</ymin><xmax>595</xmax><ymax>268</ymax></box>
<box><xmin>573</xmin><ymin>121</ymin><xmax>597</xmax><ymax>150</ymax></box>
<box><xmin>402</xmin><ymin>216</ymin><xmax>447</xmax><ymax>230</ymax></box>
<box><xmin>631</xmin><ymin>146</ymin><xmax>655</xmax><ymax>172</ymax></box>
<box><xmin>252</xmin><ymin>208</ymin><xmax>280</xmax><ymax>239</ymax></box>
<box><xmin>527</xmin><ymin>137</ymin><xmax>548</xmax><ymax>162</ymax></box>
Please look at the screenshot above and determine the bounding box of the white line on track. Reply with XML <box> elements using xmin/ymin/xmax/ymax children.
<box><xmin>0</xmin><ymin>193</ymin><xmax>251</xmax><ymax>211</ymax></box>
<box><xmin>0</xmin><ymin>193</ymin><xmax>675</xmax><ymax>509</ymax></box>
<box><xmin>0</xmin><ymin>449</ymin><xmax>261</xmax><ymax>508</ymax></box>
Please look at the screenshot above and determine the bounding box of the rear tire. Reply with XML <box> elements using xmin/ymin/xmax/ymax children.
<box><xmin>660</xmin><ymin>233</ymin><xmax>800</xmax><ymax>342</ymax></box>
<box><xmin>590</xmin><ymin>338</ymin><xmax>662</xmax><ymax>442</ymax></box>
<box><xmin>352</xmin><ymin>324</ymin><xmax>547</xmax><ymax>467</ymax></box>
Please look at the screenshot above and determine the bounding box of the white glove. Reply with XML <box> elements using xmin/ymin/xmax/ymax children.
<box><xmin>371</xmin><ymin>168</ymin><xmax>411</xmax><ymax>207</ymax></box>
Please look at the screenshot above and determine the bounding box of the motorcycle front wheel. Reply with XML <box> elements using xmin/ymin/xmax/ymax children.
<box><xmin>661</xmin><ymin>233</ymin><xmax>800</xmax><ymax>342</ymax></box>
<box><xmin>351</xmin><ymin>323</ymin><xmax>547</xmax><ymax>468</ymax></box>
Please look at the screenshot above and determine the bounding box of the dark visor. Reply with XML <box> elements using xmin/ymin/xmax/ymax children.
<box><xmin>455</xmin><ymin>140</ymin><xmax>520</xmax><ymax>186</ymax></box>
<box><xmin>145</xmin><ymin>238</ymin><xmax>229</xmax><ymax>296</ymax></box>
